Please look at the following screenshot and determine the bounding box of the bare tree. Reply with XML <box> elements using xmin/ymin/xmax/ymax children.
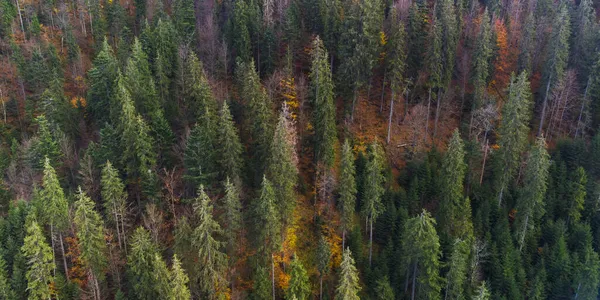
<box><xmin>403</xmin><ymin>103</ymin><xmax>429</xmax><ymax>153</ymax></box>
<box><xmin>545</xmin><ymin>70</ymin><xmax>580</xmax><ymax>140</ymax></box>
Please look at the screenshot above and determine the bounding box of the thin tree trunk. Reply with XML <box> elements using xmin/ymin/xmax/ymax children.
<box><xmin>498</xmin><ymin>186</ymin><xmax>504</xmax><ymax>207</ymax></box>
<box><xmin>342</xmin><ymin>229</ymin><xmax>345</xmax><ymax>250</ymax></box>
<box><xmin>15</xmin><ymin>0</ymin><xmax>25</xmax><ymax>34</ymax></box>
<box><xmin>50</xmin><ymin>224</ymin><xmax>57</xmax><ymax>277</ymax></box>
<box><xmin>320</xmin><ymin>275</ymin><xmax>323</xmax><ymax>300</ymax></box>
<box><xmin>411</xmin><ymin>262</ymin><xmax>418</xmax><ymax>300</ymax></box>
<box><xmin>518</xmin><ymin>214</ymin><xmax>529</xmax><ymax>252</ymax></box>
<box><xmin>404</xmin><ymin>86</ymin><xmax>410</xmax><ymax>121</ymax></box>
<box><xmin>479</xmin><ymin>141</ymin><xmax>488</xmax><ymax>184</ymax></box>
<box><xmin>404</xmin><ymin>267</ymin><xmax>410</xmax><ymax>292</ymax></box>
<box><xmin>425</xmin><ymin>88</ymin><xmax>431</xmax><ymax>143</ymax></box>
<box><xmin>538</xmin><ymin>75</ymin><xmax>552</xmax><ymax>136</ymax></box>
<box><xmin>59</xmin><ymin>233</ymin><xmax>69</xmax><ymax>279</ymax></box>
<box><xmin>369</xmin><ymin>217</ymin><xmax>373</xmax><ymax>267</ymax></box>
<box><xmin>387</xmin><ymin>89</ymin><xmax>395</xmax><ymax>144</ymax></box>
<box><xmin>380</xmin><ymin>71</ymin><xmax>386</xmax><ymax>113</ymax></box>
<box><xmin>272</xmin><ymin>254</ymin><xmax>276</xmax><ymax>300</ymax></box>
<box><xmin>351</xmin><ymin>86</ymin><xmax>358</xmax><ymax>122</ymax></box>
<box><xmin>433</xmin><ymin>89</ymin><xmax>442</xmax><ymax>139</ymax></box>
<box><xmin>575</xmin><ymin>77</ymin><xmax>591</xmax><ymax>138</ymax></box>
<box><xmin>1</xmin><ymin>88</ymin><xmax>6</xmax><ymax>123</ymax></box>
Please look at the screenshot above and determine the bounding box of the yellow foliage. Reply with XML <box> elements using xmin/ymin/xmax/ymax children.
<box><xmin>71</xmin><ymin>96</ymin><xmax>86</xmax><ymax>108</ymax></box>
<box><xmin>379</xmin><ymin>31</ymin><xmax>387</xmax><ymax>47</ymax></box>
<box><xmin>279</xmin><ymin>77</ymin><xmax>299</xmax><ymax>120</ymax></box>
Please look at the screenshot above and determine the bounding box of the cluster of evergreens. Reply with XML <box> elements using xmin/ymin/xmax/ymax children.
<box><xmin>1</xmin><ymin>0</ymin><xmax>600</xmax><ymax>299</ymax></box>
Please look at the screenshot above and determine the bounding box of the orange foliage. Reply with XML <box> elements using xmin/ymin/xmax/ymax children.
<box><xmin>489</xmin><ymin>19</ymin><xmax>516</xmax><ymax>99</ymax></box>
<box><xmin>65</xmin><ymin>236</ymin><xmax>88</xmax><ymax>289</ymax></box>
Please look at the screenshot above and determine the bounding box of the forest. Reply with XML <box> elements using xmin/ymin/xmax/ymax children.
<box><xmin>0</xmin><ymin>0</ymin><xmax>600</xmax><ymax>299</ymax></box>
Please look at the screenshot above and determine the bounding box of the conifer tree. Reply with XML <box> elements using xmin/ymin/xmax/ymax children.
<box><xmin>386</xmin><ymin>8</ymin><xmax>407</xmax><ymax>144</ymax></box>
<box><xmin>181</xmin><ymin>52</ymin><xmax>217</xmax><ymax>124</ymax></box>
<box><xmin>255</xmin><ymin>176</ymin><xmax>281</xmax><ymax>256</ymax></box>
<box><xmin>572</xmin><ymin>226</ymin><xmax>600</xmax><ymax>299</ymax></box>
<box><xmin>127</xmin><ymin>227</ymin><xmax>159</xmax><ymax>300</ymax></box>
<box><xmin>126</xmin><ymin>38</ymin><xmax>161</xmax><ymax>118</ymax></box>
<box><xmin>184</xmin><ymin>107</ymin><xmax>219</xmax><ymax>188</ymax></box>
<box><xmin>338</xmin><ymin>139</ymin><xmax>357</xmax><ymax>248</ymax></box>
<box><xmin>572</xmin><ymin>0</ymin><xmax>598</xmax><ymax>79</ymax></box>
<box><xmin>237</xmin><ymin>60</ymin><xmax>274</xmax><ymax>185</ymax></box>
<box><xmin>407</xmin><ymin>1</ymin><xmax>427</xmax><ymax>76</ymax></box>
<box><xmin>267</xmin><ymin>106</ymin><xmax>298</xmax><ymax>224</ymax></box>
<box><xmin>538</xmin><ymin>2</ymin><xmax>570</xmax><ymax>136</ymax></box>
<box><xmin>101</xmin><ymin>160</ymin><xmax>128</xmax><ymax>251</ymax></box>
<box><xmin>21</xmin><ymin>221</ymin><xmax>55</xmax><ymax>300</ymax></box>
<box><xmin>232</xmin><ymin>0</ymin><xmax>252</xmax><ymax>62</ymax></box>
<box><xmin>218</xmin><ymin>101</ymin><xmax>244</xmax><ymax>184</ymax></box>
<box><xmin>401</xmin><ymin>210</ymin><xmax>443</xmax><ymax>300</ymax></box>
<box><xmin>30</xmin><ymin>116</ymin><xmax>61</xmax><ymax>169</ymax></box>
<box><xmin>515</xmin><ymin>137</ymin><xmax>550</xmax><ymax>251</ymax></box>
<box><xmin>439</xmin><ymin>129</ymin><xmax>471</xmax><ymax>239</ymax></box>
<box><xmin>445</xmin><ymin>239</ymin><xmax>470</xmax><ymax>300</ymax></box>
<box><xmin>317</xmin><ymin>236</ymin><xmax>331</xmax><ymax>300</ymax></box>
<box><xmin>252</xmin><ymin>266</ymin><xmax>271</xmax><ymax>300</ymax></box>
<box><xmin>310</xmin><ymin>37</ymin><xmax>337</xmax><ymax>167</ymax></box>
<box><xmin>567</xmin><ymin>167</ymin><xmax>587</xmax><ymax>224</ymax></box>
<box><xmin>471</xmin><ymin>9</ymin><xmax>492</xmax><ymax>115</ymax></box>
<box><xmin>222</xmin><ymin>178</ymin><xmax>242</xmax><ymax>255</ymax></box>
<box><xmin>496</xmin><ymin>71</ymin><xmax>533</xmax><ymax>206</ymax></box>
<box><xmin>40</xmin><ymin>157</ymin><xmax>69</xmax><ymax>277</ymax></box>
<box><xmin>362</xmin><ymin>142</ymin><xmax>386</xmax><ymax>266</ymax></box>
<box><xmin>374</xmin><ymin>276</ymin><xmax>394</xmax><ymax>300</ymax></box>
<box><xmin>472</xmin><ymin>282</ymin><xmax>491</xmax><ymax>300</ymax></box>
<box><xmin>424</xmin><ymin>16</ymin><xmax>443</xmax><ymax>139</ymax></box>
<box><xmin>0</xmin><ymin>256</ymin><xmax>13</xmax><ymax>299</ymax></box>
<box><xmin>286</xmin><ymin>255</ymin><xmax>310</xmax><ymax>300</ymax></box>
<box><xmin>171</xmin><ymin>255</ymin><xmax>191</xmax><ymax>300</ymax></box>
<box><xmin>173</xmin><ymin>0</ymin><xmax>196</xmax><ymax>41</ymax></box>
<box><xmin>192</xmin><ymin>186</ymin><xmax>227</xmax><ymax>299</ymax></box>
<box><xmin>151</xmin><ymin>253</ymin><xmax>172</xmax><ymax>299</ymax></box>
<box><xmin>87</xmin><ymin>38</ymin><xmax>119</xmax><ymax>125</ymax></box>
<box><xmin>73</xmin><ymin>187</ymin><xmax>108</xmax><ymax>299</ymax></box>
<box><xmin>335</xmin><ymin>248</ymin><xmax>361</xmax><ymax>300</ymax></box>
<box><xmin>438</xmin><ymin>0</ymin><xmax>458</xmax><ymax>87</ymax></box>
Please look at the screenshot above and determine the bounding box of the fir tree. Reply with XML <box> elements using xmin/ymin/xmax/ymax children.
<box><xmin>184</xmin><ymin>107</ymin><xmax>219</xmax><ymax>188</ymax></box>
<box><xmin>317</xmin><ymin>236</ymin><xmax>331</xmax><ymax>300</ymax></box>
<box><xmin>151</xmin><ymin>253</ymin><xmax>172</xmax><ymax>299</ymax></box>
<box><xmin>338</xmin><ymin>139</ymin><xmax>357</xmax><ymax>248</ymax></box>
<box><xmin>0</xmin><ymin>256</ymin><xmax>13</xmax><ymax>299</ymax></box>
<box><xmin>21</xmin><ymin>221</ymin><xmax>55</xmax><ymax>300</ymax></box>
<box><xmin>471</xmin><ymin>9</ymin><xmax>492</xmax><ymax>113</ymax></box>
<box><xmin>29</xmin><ymin>116</ymin><xmax>61</xmax><ymax>169</ymax></box>
<box><xmin>362</xmin><ymin>142</ymin><xmax>386</xmax><ymax>266</ymax></box>
<box><xmin>87</xmin><ymin>38</ymin><xmax>119</xmax><ymax>125</ymax></box>
<box><xmin>335</xmin><ymin>248</ymin><xmax>361</xmax><ymax>300</ymax></box>
<box><xmin>567</xmin><ymin>167</ymin><xmax>587</xmax><ymax>224</ymax></box>
<box><xmin>218</xmin><ymin>101</ymin><xmax>244</xmax><ymax>184</ymax></box>
<box><xmin>170</xmin><ymin>255</ymin><xmax>191</xmax><ymax>300</ymax></box>
<box><xmin>496</xmin><ymin>71</ymin><xmax>533</xmax><ymax>206</ymax></box>
<box><xmin>222</xmin><ymin>178</ymin><xmax>242</xmax><ymax>257</ymax></box>
<box><xmin>472</xmin><ymin>282</ymin><xmax>491</xmax><ymax>300</ymax></box>
<box><xmin>515</xmin><ymin>137</ymin><xmax>550</xmax><ymax>251</ymax></box>
<box><xmin>286</xmin><ymin>255</ymin><xmax>310</xmax><ymax>300</ymax></box>
<box><xmin>127</xmin><ymin>227</ymin><xmax>160</xmax><ymax>300</ymax></box>
<box><xmin>374</xmin><ymin>276</ymin><xmax>394</xmax><ymax>300</ymax></box>
<box><xmin>386</xmin><ymin>8</ymin><xmax>407</xmax><ymax>144</ymax></box>
<box><xmin>310</xmin><ymin>37</ymin><xmax>337</xmax><ymax>167</ymax></box>
<box><xmin>101</xmin><ymin>161</ymin><xmax>128</xmax><ymax>251</ymax></box>
<box><xmin>255</xmin><ymin>176</ymin><xmax>281</xmax><ymax>257</ymax></box>
<box><xmin>445</xmin><ymin>239</ymin><xmax>470</xmax><ymax>300</ymax></box>
<box><xmin>192</xmin><ymin>186</ymin><xmax>228</xmax><ymax>299</ymax></box>
<box><xmin>73</xmin><ymin>188</ymin><xmax>108</xmax><ymax>299</ymax></box>
<box><xmin>401</xmin><ymin>210</ymin><xmax>443</xmax><ymax>300</ymax></box>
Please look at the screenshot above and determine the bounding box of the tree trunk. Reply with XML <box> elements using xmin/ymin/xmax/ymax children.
<box><xmin>50</xmin><ymin>225</ymin><xmax>57</xmax><ymax>277</ymax></box>
<box><xmin>15</xmin><ymin>0</ymin><xmax>25</xmax><ymax>34</ymax></box>
<box><xmin>518</xmin><ymin>214</ymin><xmax>529</xmax><ymax>252</ymax></box>
<box><xmin>369</xmin><ymin>217</ymin><xmax>373</xmax><ymax>267</ymax></box>
<box><xmin>538</xmin><ymin>75</ymin><xmax>552</xmax><ymax>136</ymax></box>
<box><xmin>425</xmin><ymin>88</ymin><xmax>431</xmax><ymax>143</ymax></box>
<box><xmin>59</xmin><ymin>233</ymin><xmax>69</xmax><ymax>279</ymax></box>
<box><xmin>387</xmin><ymin>89</ymin><xmax>395</xmax><ymax>144</ymax></box>
<box><xmin>342</xmin><ymin>229</ymin><xmax>345</xmax><ymax>251</ymax></box>
<box><xmin>433</xmin><ymin>89</ymin><xmax>442</xmax><ymax>139</ymax></box>
<box><xmin>380</xmin><ymin>71</ymin><xmax>387</xmax><ymax>113</ymax></box>
<box><xmin>411</xmin><ymin>262</ymin><xmax>418</xmax><ymax>300</ymax></box>
<box><xmin>351</xmin><ymin>86</ymin><xmax>358</xmax><ymax>122</ymax></box>
<box><xmin>479</xmin><ymin>141</ymin><xmax>488</xmax><ymax>184</ymax></box>
<box><xmin>272</xmin><ymin>254</ymin><xmax>276</xmax><ymax>300</ymax></box>
<box><xmin>320</xmin><ymin>275</ymin><xmax>323</xmax><ymax>300</ymax></box>
<box><xmin>575</xmin><ymin>77</ymin><xmax>591</xmax><ymax>138</ymax></box>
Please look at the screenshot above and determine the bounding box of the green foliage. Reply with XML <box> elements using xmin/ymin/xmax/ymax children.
<box><xmin>472</xmin><ymin>9</ymin><xmax>492</xmax><ymax>108</ymax></box>
<box><xmin>310</xmin><ymin>37</ymin><xmax>337</xmax><ymax>167</ymax></box>
<box><xmin>338</xmin><ymin>140</ymin><xmax>357</xmax><ymax>236</ymax></box>
<box><xmin>472</xmin><ymin>281</ymin><xmax>490</xmax><ymax>300</ymax></box>
<box><xmin>252</xmin><ymin>266</ymin><xmax>271</xmax><ymax>300</ymax></box>
<box><xmin>184</xmin><ymin>107</ymin><xmax>219</xmax><ymax>188</ymax></box>
<box><xmin>87</xmin><ymin>39</ymin><xmax>119</xmax><ymax>125</ymax></box>
<box><xmin>40</xmin><ymin>157</ymin><xmax>69</xmax><ymax>232</ymax></box>
<box><xmin>73</xmin><ymin>188</ymin><xmax>108</xmax><ymax>280</ymax></box>
<box><xmin>568</xmin><ymin>167</ymin><xmax>587</xmax><ymax>223</ymax></box>
<box><xmin>286</xmin><ymin>255</ymin><xmax>310</xmax><ymax>300</ymax></box>
<box><xmin>445</xmin><ymin>239</ymin><xmax>470</xmax><ymax>300</ymax></box>
<box><xmin>218</xmin><ymin>101</ymin><xmax>244</xmax><ymax>184</ymax></box>
<box><xmin>254</xmin><ymin>176</ymin><xmax>281</xmax><ymax>257</ymax></box>
<box><xmin>151</xmin><ymin>253</ymin><xmax>172</xmax><ymax>299</ymax></box>
<box><xmin>171</xmin><ymin>255</ymin><xmax>191</xmax><ymax>300</ymax></box>
<box><xmin>127</xmin><ymin>227</ymin><xmax>160</xmax><ymax>299</ymax></box>
<box><xmin>374</xmin><ymin>276</ymin><xmax>394</xmax><ymax>300</ymax></box>
<box><xmin>362</xmin><ymin>142</ymin><xmax>386</xmax><ymax>222</ymax></box>
<box><xmin>28</xmin><ymin>116</ymin><xmax>61</xmax><ymax>170</ymax></box>
<box><xmin>335</xmin><ymin>248</ymin><xmax>361</xmax><ymax>300</ymax></box>
<box><xmin>222</xmin><ymin>178</ymin><xmax>242</xmax><ymax>254</ymax></box>
<box><xmin>21</xmin><ymin>221</ymin><xmax>55</xmax><ymax>300</ymax></box>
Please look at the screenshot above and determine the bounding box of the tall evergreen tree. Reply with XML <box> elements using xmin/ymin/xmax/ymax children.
<box><xmin>151</xmin><ymin>253</ymin><xmax>172</xmax><ymax>299</ymax></box>
<box><xmin>171</xmin><ymin>255</ymin><xmax>192</xmax><ymax>300</ymax></box>
<box><xmin>338</xmin><ymin>139</ymin><xmax>357</xmax><ymax>248</ymax></box>
<box><xmin>87</xmin><ymin>38</ymin><xmax>119</xmax><ymax>125</ymax></box>
<box><xmin>567</xmin><ymin>167</ymin><xmax>587</xmax><ymax>224</ymax></box>
<box><xmin>255</xmin><ymin>176</ymin><xmax>281</xmax><ymax>257</ymax></box>
<box><xmin>496</xmin><ymin>71</ymin><xmax>533</xmax><ymax>206</ymax></box>
<box><xmin>218</xmin><ymin>101</ymin><xmax>244</xmax><ymax>184</ymax></box>
<box><xmin>101</xmin><ymin>161</ymin><xmax>128</xmax><ymax>251</ymax></box>
<box><xmin>572</xmin><ymin>225</ymin><xmax>600</xmax><ymax>299</ymax></box>
<box><xmin>21</xmin><ymin>221</ymin><xmax>55</xmax><ymax>300</ymax></box>
<box><xmin>386</xmin><ymin>8</ymin><xmax>407</xmax><ymax>144</ymax></box>
<box><xmin>317</xmin><ymin>236</ymin><xmax>331</xmax><ymax>300</ymax></box>
<box><xmin>184</xmin><ymin>106</ymin><xmax>219</xmax><ymax>188</ymax></box>
<box><xmin>127</xmin><ymin>227</ymin><xmax>159</xmax><ymax>300</ymax></box>
<box><xmin>286</xmin><ymin>255</ymin><xmax>310</xmax><ymax>300</ymax></box>
<box><xmin>424</xmin><ymin>15</ymin><xmax>443</xmax><ymax>139</ymax></box>
<box><xmin>222</xmin><ymin>178</ymin><xmax>242</xmax><ymax>255</ymax></box>
<box><xmin>514</xmin><ymin>137</ymin><xmax>550</xmax><ymax>251</ymax></box>
<box><xmin>335</xmin><ymin>248</ymin><xmax>361</xmax><ymax>300</ymax></box>
<box><xmin>0</xmin><ymin>256</ymin><xmax>13</xmax><ymax>299</ymax></box>
<box><xmin>192</xmin><ymin>186</ymin><xmax>228</xmax><ymax>299</ymax></box>
<box><xmin>444</xmin><ymin>239</ymin><xmax>470</xmax><ymax>300</ymax></box>
<box><xmin>471</xmin><ymin>9</ymin><xmax>492</xmax><ymax>115</ymax></box>
<box><xmin>310</xmin><ymin>37</ymin><xmax>337</xmax><ymax>167</ymax></box>
<box><xmin>73</xmin><ymin>188</ymin><xmax>108</xmax><ymax>299</ymax></box>
<box><xmin>362</xmin><ymin>142</ymin><xmax>386</xmax><ymax>266</ymax></box>
<box><xmin>472</xmin><ymin>282</ymin><xmax>491</xmax><ymax>300</ymax></box>
<box><xmin>29</xmin><ymin>116</ymin><xmax>61</xmax><ymax>169</ymax></box>
<box><xmin>401</xmin><ymin>210</ymin><xmax>443</xmax><ymax>300</ymax></box>
<box><xmin>572</xmin><ymin>0</ymin><xmax>598</xmax><ymax>80</ymax></box>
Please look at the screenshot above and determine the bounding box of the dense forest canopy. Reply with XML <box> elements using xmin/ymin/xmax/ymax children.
<box><xmin>1</xmin><ymin>0</ymin><xmax>600</xmax><ymax>299</ymax></box>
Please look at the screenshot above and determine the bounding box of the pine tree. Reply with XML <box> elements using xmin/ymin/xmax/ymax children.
<box><xmin>310</xmin><ymin>37</ymin><xmax>337</xmax><ymax>167</ymax></box>
<box><xmin>21</xmin><ymin>221</ymin><xmax>55</xmax><ymax>300</ymax></box>
<box><xmin>173</xmin><ymin>0</ymin><xmax>195</xmax><ymax>41</ymax></box>
<box><xmin>407</xmin><ymin>1</ymin><xmax>428</xmax><ymax>76</ymax></box>
<box><xmin>471</xmin><ymin>9</ymin><xmax>492</xmax><ymax>113</ymax></box>
<box><xmin>335</xmin><ymin>248</ymin><xmax>361</xmax><ymax>300</ymax></box>
<box><xmin>439</xmin><ymin>129</ymin><xmax>471</xmax><ymax>239</ymax></box>
<box><xmin>101</xmin><ymin>160</ymin><xmax>128</xmax><ymax>251</ymax></box>
<box><xmin>515</xmin><ymin>137</ymin><xmax>550</xmax><ymax>251</ymax></box>
<box><xmin>73</xmin><ymin>187</ymin><xmax>108</xmax><ymax>299</ymax></box>
<box><xmin>267</xmin><ymin>106</ymin><xmax>298</xmax><ymax>224</ymax></box>
<box><xmin>362</xmin><ymin>142</ymin><xmax>386</xmax><ymax>266</ymax></box>
<box><xmin>126</xmin><ymin>38</ymin><xmax>161</xmax><ymax>117</ymax></box>
<box><xmin>252</xmin><ymin>266</ymin><xmax>271</xmax><ymax>300</ymax></box>
<box><xmin>184</xmin><ymin>107</ymin><xmax>219</xmax><ymax>188</ymax></box>
<box><xmin>127</xmin><ymin>227</ymin><xmax>160</xmax><ymax>300</ymax></box>
<box><xmin>572</xmin><ymin>0</ymin><xmax>598</xmax><ymax>80</ymax></box>
<box><xmin>40</xmin><ymin>157</ymin><xmax>69</xmax><ymax>277</ymax></box>
<box><xmin>438</xmin><ymin>0</ymin><xmax>458</xmax><ymax>87</ymax></box>
<box><xmin>170</xmin><ymin>255</ymin><xmax>191</xmax><ymax>300</ymax></box>
<box><xmin>567</xmin><ymin>167</ymin><xmax>587</xmax><ymax>224</ymax></box>
<box><xmin>286</xmin><ymin>255</ymin><xmax>310</xmax><ymax>300</ymax></box>
<box><xmin>538</xmin><ymin>2</ymin><xmax>571</xmax><ymax>136</ymax></box>
<box><xmin>232</xmin><ymin>0</ymin><xmax>252</xmax><ymax>62</ymax></box>
<box><xmin>87</xmin><ymin>38</ymin><xmax>119</xmax><ymax>125</ymax></box>
<box><xmin>237</xmin><ymin>60</ymin><xmax>274</xmax><ymax>185</ymax></box>
<box><xmin>445</xmin><ymin>239</ymin><xmax>470</xmax><ymax>300</ymax></box>
<box><xmin>192</xmin><ymin>186</ymin><xmax>228</xmax><ymax>298</ymax></box>
<box><xmin>401</xmin><ymin>210</ymin><xmax>443</xmax><ymax>300</ymax></box>
<box><xmin>338</xmin><ymin>139</ymin><xmax>357</xmax><ymax>248</ymax></box>
<box><xmin>218</xmin><ymin>101</ymin><xmax>244</xmax><ymax>184</ymax></box>
<box><xmin>496</xmin><ymin>71</ymin><xmax>533</xmax><ymax>206</ymax></box>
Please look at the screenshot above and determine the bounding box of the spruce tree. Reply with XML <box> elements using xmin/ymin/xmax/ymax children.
<box><xmin>362</xmin><ymin>142</ymin><xmax>386</xmax><ymax>266</ymax></box>
<box><xmin>218</xmin><ymin>101</ymin><xmax>244</xmax><ymax>184</ymax></box>
<box><xmin>171</xmin><ymin>255</ymin><xmax>191</xmax><ymax>300</ymax></box>
<box><xmin>424</xmin><ymin>15</ymin><xmax>443</xmax><ymax>139</ymax></box>
<box><xmin>255</xmin><ymin>176</ymin><xmax>281</xmax><ymax>257</ymax></box>
<box><xmin>29</xmin><ymin>116</ymin><xmax>61</xmax><ymax>169</ymax></box>
<box><xmin>73</xmin><ymin>188</ymin><xmax>108</xmax><ymax>298</ymax></box>
<box><xmin>386</xmin><ymin>9</ymin><xmax>407</xmax><ymax>144</ymax></box>
<box><xmin>222</xmin><ymin>178</ymin><xmax>242</xmax><ymax>255</ymax></box>
<box><xmin>286</xmin><ymin>255</ymin><xmax>310</xmax><ymax>300</ymax></box>
<box><xmin>444</xmin><ymin>239</ymin><xmax>470</xmax><ymax>300</ymax></box>
<box><xmin>338</xmin><ymin>139</ymin><xmax>357</xmax><ymax>248</ymax></box>
<box><xmin>87</xmin><ymin>38</ymin><xmax>119</xmax><ymax>125</ymax></box>
<box><xmin>374</xmin><ymin>276</ymin><xmax>394</xmax><ymax>300</ymax></box>
<box><xmin>567</xmin><ymin>167</ymin><xmax>587</xmax><ymax>224</ymax></box>
<box><xmin>335</xmin><ymin>248</ymin><xmax>361</xmax><ymax>300</ymax></box>
<box><xmin>0</xmin><ymin>256</ymin><xmax>13</xmax><ymax>299</ymax></box>
<box><xmin>21</xmin><ymin>221</ymin><xmax>55</xmax><ymax>300</ymax></box>
<box><xmin>151</xmin><ymin>253</ymin><xmax>172</xmax><ymax>299</ymax></box>
<box><xmin>472</xmin><ymin>282</ymin><xmax>491</xmax><ymax>300</ymax></box>
<box><xmin>471</xmin><ymin>9</ymin><xmax>492</xmax><ymax>113</ymax></box>
<box><xmin>515</xmin><ymin>137</ymin><xmax>550</xmax><ymax>251</ymax></box>
<box><xmin>180</xmin><ymin>52</ymin><xmax>217</xmax><ymax>124</ymax></box>
<box><xmin>184</xmin><ymin>107</ymin><xmax>219</xmax><ymax>188</ymax></box>
<box><xmin>101</xmin><ymin>160</ymin><xmax>128</xmax><ymax>251</ymax></box>
<box><xmin>496</xmin><ymin>71</ymin><xmax>533</xmax><ymax>206</ymax></box>
<box><xmin>317</xmin><ymin>236</ymin><xmax>331</xmax><ymax>300</ymax></box>
<box><xmin>127</xmin><ymin>227</ymin><xmax>160</xmax><ymax>300</ymax></box>
<box><xmin>401</xmin><ymin>210</ymin><xmax>443</xmax><ymax>300</ymax></box>
<box><xmin>266</xmin><ymin>106</ymin><xmax>298</xmax><ymax>224</ymax></box>
<box><xmin>310</xmin><ymin>37</ymin><xmax>337</xmax><ymax>167</ymax></box>
<box><xmin>572</xmin><ymin>0</ymin><xmax>598</xmax><ymax>79</ymax></box>
<box><xmin>572</xmin><ymin>225</ymin><xmax>600</xmax><ymax>299</ymax></box>
<box><xmin>192</xmin><ymin>186</ymin><xmax>228</xmax><ymax>299</ymax></box>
